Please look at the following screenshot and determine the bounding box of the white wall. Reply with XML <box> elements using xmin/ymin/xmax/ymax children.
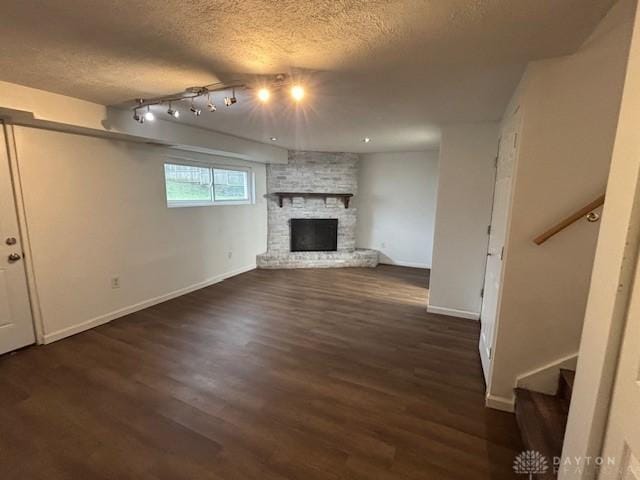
<box><xmin>356</xmin><ymin>151</ymin><xmax>439</xmax><ymax>269</ymax></box>
<box><xmin>428</xmin><ymin>123</ymin><xmax>499</xmax><ymax>319</ymax></box>
<box><xmin>488</xmin><ymin>0</ymin><xmax>634</xmax><ymax>406</ymax></box>
<box><xmin>12</xmin><ymin>126</ymin><xmax>267</xmax><ymax>342</ymax></box>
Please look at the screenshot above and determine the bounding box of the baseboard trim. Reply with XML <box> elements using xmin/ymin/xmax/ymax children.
<box><xmin>486</xmin><ymin>393</ymin><xmax>515</xmax><ymax>412</ymax></box>
<box><xmin>380</xmin><ymin>260</ymin><xmax>430</xmax><ymax>269</ymax></box>
<box><xmin>426</xmin><ymin>304</ymin><xmax>480</xmax><ymax>320</ymax></box>
<box><xmin>43</xmin><ymin>264</ymin><xmax>257</xmax><ymax>344</ymax></box>
<box><xmin>516</xmin><ymin>352</ymin><xmax>579</xmax><ymax>395</ymax></box>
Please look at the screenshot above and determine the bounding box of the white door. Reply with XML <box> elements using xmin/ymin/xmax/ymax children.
<box><xmin>479</xmin><ymin>109</ymin><xmax>521</xmax><ymax>384</ymax></box>
<box><xmin>598</xmin><ymin>246</ymin><xmax>640</xmax><ymax>479</ymax></box>
<box><xmin>0</xmin><ymin>122</ymin><xmax>35</xmax><ymax>355</ymax></box>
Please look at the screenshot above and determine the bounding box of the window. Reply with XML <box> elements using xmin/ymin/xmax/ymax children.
<box><xmin>164</xmin><ymin>161</ymin><xmax>252</xmax><ymax>207</ymax></box>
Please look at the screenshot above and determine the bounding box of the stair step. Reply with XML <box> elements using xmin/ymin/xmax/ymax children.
<box><xmin>558</xmin><ymin>369</ymin><xmax>575</xmax><ymax>411</ymax></box>
<box><xmin>515</xmin><ymin>388</ymin><xmax>569</xmax><ymax>479</ymax></box>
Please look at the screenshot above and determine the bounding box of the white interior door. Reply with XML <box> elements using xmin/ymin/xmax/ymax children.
<box><xmin>598</xmin><ymin>247</ymin><xmax>640</xmax><ymax>479</ymax></box>
<box><xmin>0</xmin><ymin>122</ymin><xmax>35</xmax><ymax>355</ymax></box>
<box><xmin>479</xmin><ymin>109</ymin><xmax>520</xmax><ymax>384</ymax></box>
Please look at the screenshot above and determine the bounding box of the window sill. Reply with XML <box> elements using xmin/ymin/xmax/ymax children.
<box><xmin>167</xmin><ymin>200</ymin><xmax>252</xmax><ymax>208</ymax></box>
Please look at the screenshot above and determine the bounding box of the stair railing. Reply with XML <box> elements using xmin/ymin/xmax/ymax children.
<box><xmin>533</xmin><ymin>194</ymin><xmax>605</xmax><ymax>245</ymax></box>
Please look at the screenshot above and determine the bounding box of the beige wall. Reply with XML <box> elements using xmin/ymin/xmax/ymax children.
<box><xmin>356</xmin><ymin>151</ymin><xmax>439</xmax><ymax>268</ymax></box>
<box><xmin>428</xmin><ymin>123</ymin><xmax>499</xmax><ymax>319</ymax></box>
<box><xmin>488</xmin><ymin>0</ymin><xmax>634</xmax><ymax>404</ymax></box>
<box><xmin>13</xmin><ymin>126</ymin><xmax>267</xmax><ymax>342</ymax></box>
<box><xmin>562</xmin><ymin>0</ymin><xmax>640</xmax><ymax>475</ymax></box>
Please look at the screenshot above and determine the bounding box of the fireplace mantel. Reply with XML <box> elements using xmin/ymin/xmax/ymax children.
<box><xmin>272</xmin><ymin>192</ymin><xmax>354</xmax><ymax>208</ymax></box>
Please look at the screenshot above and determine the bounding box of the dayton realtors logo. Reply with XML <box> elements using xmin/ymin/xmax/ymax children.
<box><xmin>513</xmin><ymin>450</ymin><xmax>549</xmax><ymax>479</ymax></box>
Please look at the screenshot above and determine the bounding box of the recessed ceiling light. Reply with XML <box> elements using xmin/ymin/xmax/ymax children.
<box><xmin>363</xmin><ymin>137</ymin><xmax>371</xmax><ymax>143</ymax></box>
<box><xmin>270</xmin><ymin>137</ymin><xmax>277</xmax><ymax>141</ymax></box>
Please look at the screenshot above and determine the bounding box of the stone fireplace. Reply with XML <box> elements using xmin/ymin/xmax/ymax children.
<box><xmin>257</xmin><ymin>151</ymin><xmax>379</xmax><ymax>269</ymax></box>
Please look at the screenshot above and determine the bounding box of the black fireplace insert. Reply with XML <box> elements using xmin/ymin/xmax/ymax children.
<box><xmin>290</xmin><ymin>219</ymin><xmax>338</xmax><ymax>252</ymax></box>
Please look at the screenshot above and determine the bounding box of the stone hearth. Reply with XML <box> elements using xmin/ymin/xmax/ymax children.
<box><xmin>257</xmin><ymin>248</ymin><xmax>379</xmax><ymax>269</ymax></box>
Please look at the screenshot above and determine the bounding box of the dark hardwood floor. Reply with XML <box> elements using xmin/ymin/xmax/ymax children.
<box><xmin>0</xmin><ymin>265</ymin><xmax>522</xmax><ymax>479</ymax></box>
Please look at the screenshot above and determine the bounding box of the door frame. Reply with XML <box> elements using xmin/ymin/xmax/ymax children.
<box><xmin>1</xmin><ymin>120</ymin><xmax>44</xmax><ymax>345</ymax></box>
<box><xmin>560</xmin><ymin>1</ymin><xmax>640</xmax><ymax>476</ymax></box>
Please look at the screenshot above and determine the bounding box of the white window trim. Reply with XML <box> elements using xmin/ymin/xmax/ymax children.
<box><xmin>164</xmin><ymin>157</ymin><xmax>255</xmax><ymax>208</ymax></box>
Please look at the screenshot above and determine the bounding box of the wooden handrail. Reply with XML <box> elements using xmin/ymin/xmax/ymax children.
<box><xmin>533</xmin><ymin>194</ymin><xmax>605</xmax><ymax>245</ymax></box>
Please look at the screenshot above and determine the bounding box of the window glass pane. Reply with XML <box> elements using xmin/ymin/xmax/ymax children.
<box><xmin>164</xmin><ymin>164</ymin><xmax>212</xmax><ymax>203</ymax></box>
<box><xmin>213</xmin><ymin>168</ymin><xmax>249</xmax><ymax>201</ymax></box>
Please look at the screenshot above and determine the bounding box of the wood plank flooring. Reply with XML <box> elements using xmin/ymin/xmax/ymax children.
<box><xmin>0</xmin><ymin>265</ymin><xmax>522</xmax><ymax>479</ymax></box>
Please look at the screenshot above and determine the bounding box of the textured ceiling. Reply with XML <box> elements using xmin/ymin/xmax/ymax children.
<box><xmin>0</xmin><ymin>0</ymin><xmax>616</xmax><ymax>152</ymax></box>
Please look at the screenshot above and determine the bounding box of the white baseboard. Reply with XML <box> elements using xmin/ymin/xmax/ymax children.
<box><xmin>486</xmin><ymin>393</ymin><xmax>515</xmax><ymax>412</ymax></box>
<box><xmin>380</xmin><ymin>260</ymin><xmax>430</xmax><ymax>269</ymax></box>
<box><xmin>426</xmin><ymin>304</ymin><xmax>480</xmax><ymax>320</ymax></box>
<box><xmin>43</xmin><ymin>264</ymin><xmax>256</xmax><ymax>344</ymax></box>
<box><xmin>516</xmin><ymin>352</ymin><xmax>579</xmax><ymax>395</ymax></box>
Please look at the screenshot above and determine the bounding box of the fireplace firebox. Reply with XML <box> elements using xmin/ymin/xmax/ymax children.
<box><xmin>290</xmin><ymin>219</ymin><xmax>338</xmax><ymax>252</ymax></box>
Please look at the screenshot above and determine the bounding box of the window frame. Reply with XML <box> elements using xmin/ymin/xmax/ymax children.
<box><xmin>164</xmin><ymin>157</ymin><xmax>254</xmax><ymax>208</ymax></box>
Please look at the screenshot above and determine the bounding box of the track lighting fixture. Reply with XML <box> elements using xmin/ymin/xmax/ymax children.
<box><xmin>167</xmin><ymin>103</ymin><xmax>179</xmax><ymax>118</ymax></box>
<box><xmin>130</xmin><ymin>74</ymin><xmax>307</xmax><ymax>125</ymax></box>
<box><xmin>144</xmin><ymin>106</ymin><xmax>155</xmax><ymax>121</ymax></box>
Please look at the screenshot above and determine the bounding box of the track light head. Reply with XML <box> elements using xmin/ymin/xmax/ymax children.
<box><xmin>225</xmin><ymin>88</ymin><xmax>237</xmax><ymax>107</ymax></box>
<box><xmin>133</xmin><ymin>110</ymin><xmax>145</xmax><ymax>124</ymax></box>
<box><xmin>144</xmin><ymin>106</ymin><xmax>155</xmax><ymax>121</ymax></box>
<box><xmin>257</xmin><ymin>88</ymin><xmax>270</xmax><ymax>103</ymax></box>
<box><xmin>189</xmin><ymin>99</ymin><xmax>201</xmax><ymax>116</ymax></box>
<box><xmin>207</xmin><ymin>95</ymin><xmax>216</xmax><ymax>112</ymax></box>
<box><xmin>167</xmin><ymin>105</ymin><xmax>179</xmax><ymax>118</ymax></box>
<box><xmin>291</xmin><ymin>85</ymin><xmax>305</xmax><ymax>102</ymax></box>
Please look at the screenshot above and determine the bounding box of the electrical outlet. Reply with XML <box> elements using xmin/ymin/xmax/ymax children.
<box><xmin>381</xmin><ymin>242</ymin><xmax>386</xmax><ymax>249</ymax></box>
<box><xmin>111</xmin><ymin>276</ymin><xmax>121</xmax><ymax>289</ymax></box>
<box><xmin>228</xmin><ymin>251</ymin><xmax>233</xmax><ymax>259</ymax></box>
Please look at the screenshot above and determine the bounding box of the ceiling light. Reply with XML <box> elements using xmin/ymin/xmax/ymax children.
<box><xmin>190</xmin><ymin>99</ymin><xmax>201</xmax><ymax>116</ymax></box>
<box><xmin>207</xmin><ymin>94</ymin><xmax>216</xmax><ymax>112</ymax></box>
<box><xmin>270</xmin><ymin>137</ymin><xmax>277</xmax><ymax>141</ymax></box>
<box><xmin>225</xmin><ymin>88</ymin><xmax>238</xmax><ymax>107</ymax></box>
<box><xmin>144</xmin><ymin>106</ymin><xmax>155</xmax><ymax>121</ymax></box>
<box><xmin>291</xmin><ymin>85</ymin><xmax>305</xmax><ymax>102</ymax></box>
<box><xmin>167</xmin><ymin>103</ymin><xmax>179</xmax><ymax>118</ymax></box>
<box><xmin>363</xmin><ymin>137</ymin><xmax>371</xmax><ymax>143</ymax></box>
<box><xmin>133</xmin><ymin>110</ymin><xmax>144</xmax><ymax>124</ymax></box>
<box><xmin>258</xmin><ymin>88</ymin><xmax>271</xmax><ymax>103</ymax></box>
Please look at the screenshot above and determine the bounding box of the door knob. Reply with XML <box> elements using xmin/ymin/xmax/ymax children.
<box><xmin>8</xmin><ymin>253</ymin><xmax>21</xmax><ymax>263</ymax></box>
